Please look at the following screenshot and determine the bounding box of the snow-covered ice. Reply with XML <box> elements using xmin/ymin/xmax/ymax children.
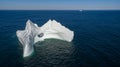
<box><xmin>16</xmin><ymin>19</ymin><xmax>74</xmax><ymax>57</ymax></box>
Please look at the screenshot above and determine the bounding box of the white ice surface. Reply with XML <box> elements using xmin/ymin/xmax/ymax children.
<box><xmin>16</xmin><ymin>19</ymin><xmax>74</xmax><ymax>57</ymax></box>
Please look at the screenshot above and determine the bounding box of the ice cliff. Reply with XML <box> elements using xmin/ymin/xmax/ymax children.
<box><xmin>16</xmin><ymin>19</ymin><xmax>74</xmax><ymax>57</ymax></box>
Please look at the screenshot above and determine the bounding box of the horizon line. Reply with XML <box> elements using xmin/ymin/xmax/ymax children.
<box><xmin>0</xmin><ymin>9</ymin><xmax>120</xmax><ymax>11</ymax></box>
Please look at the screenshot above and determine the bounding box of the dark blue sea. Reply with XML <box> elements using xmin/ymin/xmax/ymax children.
<box><xmin>0</xmin><ymin>10</ymin><xmax>120</xmax><ymax>67</ymax></box>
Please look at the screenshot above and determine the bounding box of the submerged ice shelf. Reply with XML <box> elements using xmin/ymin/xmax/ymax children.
<box><xmin>16</xmin><ymin>19</ymin><xmax>74</xmax><ymax>57</ymax></box>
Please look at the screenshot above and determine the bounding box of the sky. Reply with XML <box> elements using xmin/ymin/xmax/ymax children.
<box><xmin>0</xmin><ymin>0</ymin><xmax>120</xmax><ymax>10</ymax></box>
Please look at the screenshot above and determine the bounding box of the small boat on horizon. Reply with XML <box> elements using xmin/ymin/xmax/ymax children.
<box><xmin>79</xmin><ymin>10</ymin><xmax>83</xmax><ymax>12</ymax></box>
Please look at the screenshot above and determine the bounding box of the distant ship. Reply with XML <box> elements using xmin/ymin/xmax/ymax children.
<box><xmin>79</xmin><ymin>10</ymin><xmax>83</xmax><ymax>12</ymax></box>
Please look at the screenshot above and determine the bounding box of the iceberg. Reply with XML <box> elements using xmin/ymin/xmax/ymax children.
<box><xmin>16</xmin><ymin>19</ymin><xmax>74</xmax><ymax>57</ymax></box>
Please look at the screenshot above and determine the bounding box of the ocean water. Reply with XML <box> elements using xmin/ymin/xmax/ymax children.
<box><xmin>0</xmin><ymin>10</ymin><xmax>120</xmax><ymax>67</ymax></box>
